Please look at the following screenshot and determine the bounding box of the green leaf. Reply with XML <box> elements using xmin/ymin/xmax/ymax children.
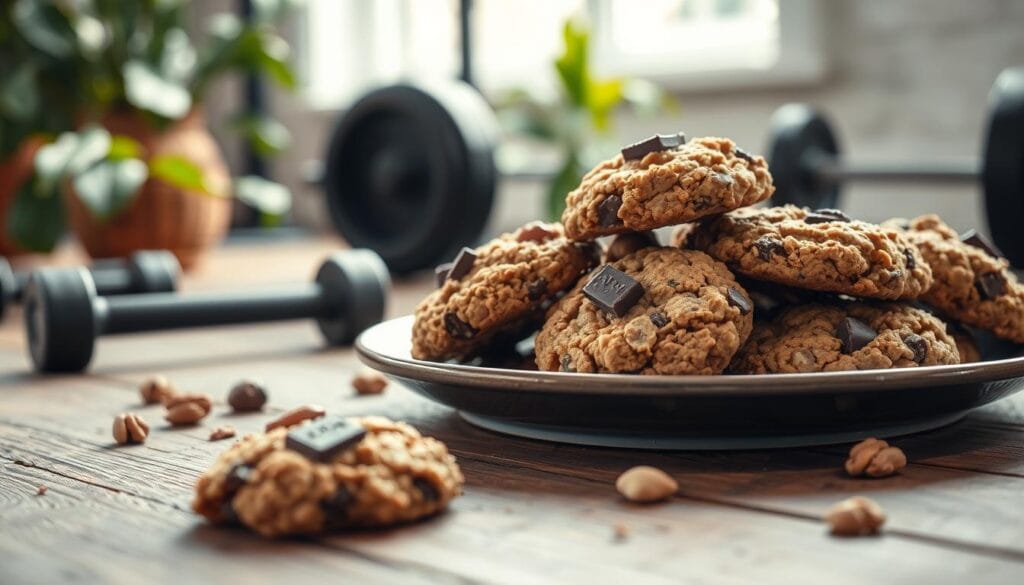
<box><xmin>149</xmin><ymin>154</ymin><xmax>207</xmax><ymax>193</ymax></box>
<box><xmin>585</xmin><ymin>78</ymin><xmax>623</xmax><ymax>132</ymax></box>
<box><xmin>7</xmin><ymin>176</ymin><xmax>65</xmax><ymax>252</ymax></box>
<box><xmin>72</xmin><ymin>159</ymin><xmax>148</xmax><ymax>220</ymax></box>
<box><xmin>108</xmin><ymin>135</ymin><xmax>144</xmax><ymax>161</ymax></box>
<box><xmin>233</xmin><ymin>114</ymin><xmax>291</xmax><ymax>156</ymax></box>
<box><xmin>235</xmin><ymin>175</ymin><xmax>291</xmax><ymax>218</ymax></box>
<box><xmin>0</xmin><ymin>62</ymin><xmax>39</xmax><ymax>121</ymax></box>
<box><xmin>11</xmin><ymin>0</ymin><xmax>76</xmax><ymax>59</ymax></box>
<box><xmin>547</xmin><ymin>152</ymin><xmax>583</xmax><ymax>221</ymax></box>
<box><xmin>160</xmin><ymin>28</ymin><xmax>197</xmax><ymax>83</ymax></box>
<box><xmin>554</xmin><ymin>20</ymin><xmax>589</xmax><ymax>108</ymax></box>
<box><xmin>257</xmin><ymin>32</ymin><xmax>296</xmax><ymax>89</ymax></box>
<box><xmin>34</xmin><ymin>127</ymin><xmax>112</xmax><ymax>182</ymax></box>
<box><xmin>123</xmin><ymin>60</ymin><xmax>192</xmax><ymax>119</ymax></box>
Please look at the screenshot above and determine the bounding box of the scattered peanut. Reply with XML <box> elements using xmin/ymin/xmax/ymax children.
<box><xmin>825</xmin><ymin>496</ymin><xmax>886</xmax><ymax>536</ymax></box>
<box><xmin>209</xmin><ymin>426</ymin><xmax>237</xmax><ymax>441</ymax></box>
<box><xmin>112</xmin><ymin>413</ymin><xmax>150</xmax><ymax>444</ymax></box>
<box><xmin>165</xmin><ymin>402</ymin><xmax>208</xmax><ymax>426</ymax></box>
<box><xmin>139</xmin><ymin>375</ymin><xmax>175</xmax><ymax>404</ymax></box>
<box><xmin>845</xmin><ymin>438</ymin><xmax>907</xmax><ymax>478</ymax></box>
<box><xmin>265</xmin><ymin>404</ymin><xmax>326</xmax><ymax>431</ymax></box>
<box><xmin>615</xmin><ymin>466</ymin><xmax>678</xmax><ymax>503</ymax></box>
<box><xmin>163</xmin><ymin>392</ymin><xmax>213</xmax><ymax>413</ymax></box>
<box><xmin>36</xmin><ymin>485</ymin><xmax>47</xmax><ymax>496</ymax></box>
<box><xmin>352</xmin><ymin>371</ymin><xmax>388</xmax><ymax>395</ymax></box>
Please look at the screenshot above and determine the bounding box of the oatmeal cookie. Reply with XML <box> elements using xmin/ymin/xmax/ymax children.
<box><xmin>412</xmin><ymin>222</ymin><xmax>598</xmax><ymax>361</ymax></box>
<box><xmin>535</xmin><ymin>247</ymin><xmax>753</xmax><ymax>375</ymax></box>
<box><xmin>561</xmin><ymin>137</ymin><xmax>774</xmax><ymax>241</ymax></box>
<box><xmin>730</xmin><ymin>302</ymin><xmax>960</xmax><ymax>374</ymax></box>
<box><xmin>691</xmin><ymin>205</ymin><xmax>932</xmax><ymax>300</ymax></box>
<box><xmin>193</xmin><ymin>416</ymin><xmax>463</xmax><ymax>537</ymax></box>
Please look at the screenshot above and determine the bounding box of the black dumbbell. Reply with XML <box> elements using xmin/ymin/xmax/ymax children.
<box><xmin>0</xmin><ymin>250</ymin><xmax>180</xmax><ymax>320</ymax></box>
<box><xmin>767</xmin><ymin>66</ymin><xmax>1024</xmax><ymax>265</ymax></box>
<box><xmin>24</xmin><ymin>249</ymin><xmax>390</xmax><ymax>372</ymax></box>
<box><xmin>322</xmin><ymin>81</ymin><xmax>499</xmax><ymax>274</ymax></box>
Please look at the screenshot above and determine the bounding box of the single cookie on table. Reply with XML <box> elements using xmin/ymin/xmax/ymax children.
<box><xmin>730</xmin><ymin>302</ymin><xmax>960</xmax><ymax>374</ymax></box>
<box><xmin>883</xmin><ymin>215</ymin><xmax>1024</xmax><ymax>342</ymax></box>
<box><xmin>411</xmin><ymin>222</ymin><xmax>599</xmax><ymax>362</ymax></box>
<box><xmin>193</xmin><ymin>416</ymin><xmax>463</xmax><ymax>537</ymax></box>
<box><xmin>690</xmin><ymin>205</ymin><xmax>932</xmax><ymax>300</ymax></box>
<box><xmin>535</xmin><ymin>247</ymin><xmax>754</xmax><ymax>375</ymax></box>
<box><xmin>561</xmin><ymin>135</ymin><xmax>774</xmax><ymax>241</ymax></box>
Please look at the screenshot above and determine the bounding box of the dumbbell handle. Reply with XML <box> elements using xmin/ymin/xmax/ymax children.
<box><xmin>94</xmin><ymin>284</ymin><xmax>331</xmax><ymax>335</ymax></box>
<box><xmin>808</xmin><ymin>151</ymin><xmax>979</xmax><ymax>185</ymax></box>
<box><xmin>14</xmin><ymin>269</ymin><xmax>141</xmax><ymax>303</ymax></box>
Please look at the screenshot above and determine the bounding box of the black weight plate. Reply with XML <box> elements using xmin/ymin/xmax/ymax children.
<box><xmin>324</xmin><ymin>82</ymin><xmax>498</xmax><ymax>273</ymax></box>
<box><xmin>983</xmin><ymin>67</ymin><xmax>1024</xmax><ymax>267</ymax></box>
<box><xmin>766</xmin><ymin>104</ymin><xmax>841</xmax><ymax>209</ymax></box>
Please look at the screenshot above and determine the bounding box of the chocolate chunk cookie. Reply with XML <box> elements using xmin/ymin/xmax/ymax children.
<box><xmin>412</xmin><ymin>222</ymin><xmax>599</xmax><ymax>361</ymax></box>
<box><xmin>691</xmin><ymin>205</ymin><xmax>932</xmax><ymax>300</ymax></box>
<box><xmin>535</xmin><ymin>248</ymin><xmax>754</xmax><ymax>375</ymax></box>
<box><xmin>193</xmin><ymin>416</ymin><xmax>463</xmax><ymax>537</ymax></box>
<box><xmin>561</xmin><ymin>137</ymin><xmax>775</xmax><ymax>241</ymax></box>
<box><xmin>730</xmin><ymin>302</ymin><xmax>960</xmax><ymax>374</ymax></box>
<box><xmin>883</xmin><ymin>215</ymin><xmax>1024</xmax><ymax>342</ymax></box>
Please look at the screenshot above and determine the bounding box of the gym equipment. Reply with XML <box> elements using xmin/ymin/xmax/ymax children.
<box><xmin>0</xmin><ymin>251</ymin><xmax>180</xmax><ymax>320</ymax></box>
<box><xmin>767</xmin><ymin>66</ymin><xmax>1024</xmax><ymax>265</ymax></box>
<box><xmin>24</xmin><ymin>249</ymin><xmax>390</xmax><ymax>373</ymax></box>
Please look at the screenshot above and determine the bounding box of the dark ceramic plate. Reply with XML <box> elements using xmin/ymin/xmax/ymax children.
<box><xmin>356</xmin><ymin>316</ymin><xmax>1024</xmax><ymax>449</ymax></box>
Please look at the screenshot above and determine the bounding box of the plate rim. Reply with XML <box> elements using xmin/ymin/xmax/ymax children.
<box><xmin>356</xmin><ymin>315</ymin><xmax>1024</xmax><ymax>397</ymax></box>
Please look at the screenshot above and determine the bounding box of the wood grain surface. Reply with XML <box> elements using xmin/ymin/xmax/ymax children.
<box><xmin>1</xmin><ymin>240</ymin><xmax>1022</xmax><ymax>584</ymax></box>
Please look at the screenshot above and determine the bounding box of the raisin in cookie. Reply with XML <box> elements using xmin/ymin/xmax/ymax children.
<box><xmin>412</xmin><ymin>222</ymin><xmax>599</xmax><ymax>361</ymax></box>
<box><xmin>535</xmin><ymin>247</ymin><xmax>754</xmax><ymax>375</ymax></box>
<box><xmin>730</xmin><ymin>302</ymin><xmax>960</xmax><ymax>374</ymax></box>
<box><xmin>193</xmin><ymin>416</ymin><xmax>463</xmax><ymax>537</ymax></box>
<box><xmin>690</xmin><ymin>205</ymin><xmax>932</xmax><ymax>300</ymax></box>
<box><xmin>561</xmin><ymin>136</ymin><xmax>774</xmax><ymax>241</ymax></box>
<box><xmin>883</xmin><ymin>215</ymin><xmax>1024</xmax><ymax>342</ymax></box>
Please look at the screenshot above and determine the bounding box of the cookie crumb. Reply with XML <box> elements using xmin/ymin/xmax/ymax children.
<box><xmin>845</xmin><ymin>438</ymin><xmax>907</xmax><ymax>478</ymax></box>
<box><xmin>615</xmin><ymin>466</ymin><xmax>678</xmax><ymax>503</ymax></box>
<box><xmin>825</xmin><ymin>496</ymin><xmax>886</xmax><ymax>536</ymax></box>
<box><xmin>209</xmin><ymin>426</ymin><xmax>237</xmax><ymax>441</ymax></box>
<box><xmin>352</xmin><ymin>371</ymin><xmax>388</xmax><ymax>395</ymax></box>
<box><xmin>612</xmin><ymin>522</ymin><xmax>631</xmax><ymax>541</ymax></box>
<box><xmin>36</xmin><ymin>485</ymin><xmax>47</xmax><ymax>496</ymax></box>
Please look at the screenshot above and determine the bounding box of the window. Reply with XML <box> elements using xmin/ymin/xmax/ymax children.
<box><xmin>301</xmin><ymin>0</ymin><xmax>825</xmax><ymax>108</ymax></box>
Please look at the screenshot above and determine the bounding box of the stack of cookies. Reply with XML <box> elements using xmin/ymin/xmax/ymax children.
<box><xmin>411</xmin><ymin>133</ymin><xmax>1024</xmax><ymax>375</ymax></box>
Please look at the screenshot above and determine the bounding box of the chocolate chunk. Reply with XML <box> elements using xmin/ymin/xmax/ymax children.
<box><xmin>711</xmin><ymin>172</ymin><xmax>734</xmax><ymax>186</ymax></box>
<box><xmin>447</xmin><ymin>247</ymin><xmax>477</xmax><ymax>281</ymax></box>
<box><xmin>286</xmin><ymin>415</ymin><xmax>366</xmax><ymax>463</ymax></box>
<box><xmin>223</xmin><ymin>464</ymin><xmax>254</xmax><ymax>497</ymax></box>
<box><xmin>753</xmin><ymin>236</ymin><xmax>786</xmax><ymax>261</ymax></box>
<box><xmin>559</xmin><ymin>355</ymin><xmax>575</xmax><ymax>372</ymax></box>
<box><xmin>227</xmin><ymin>380</ymin><xmax>267</xmax><ymax>413</ymax></box>
<box><xmin>320</xmin><ymin>487</ymin><xmax>352</xmax><ymax>529</ymax></box>
<box><xmin>598</xmin><ymin>195</ymin><xmax>624</xmax><ymax>227</ymax></box>
<box><xmin>804</xmin><ymin>208</ymin><xmax>852</xmax><ymax>224</ymax></box>
<box><xmin>976</xmin><ymin>272</ymin><xmax>1006</xmax><ymax>299</ymax></box>
<box><xmin>837</xmin><ymin>317</ymin><xmax>877</xmax><ymax>354</ymax></box>
<box><xmin>527</xmin><ymin>278</ymin><xmax>548</xmax><ymax>301</ymax></box>
<box><xmin>734</xmin><ymin>147</ymin><xmax>754</xmax><ymax>162</ymax></box>
<box><xmin>960</xmin><ymin>229</ymin><xmax>1004</xmax><ymax>260</ymax></box>
<box><xmin>902</xmin><ymin>248</ymin><xmax>916</xmax><ymax>270</ymax></box>
<box><xmin>583</xmin><ymin>265</ymin><xmax>645</xmax><ymax>317</ymax></box>
<box><xmin>649</xmin><ymin>312</ymin><xmax>669</xmax><ymax>327</ymax></box>
<box><xmin>517</xmin><ymin>222</ymin><xmax>560</xmax><ymax>243</ymax></box>
<box><xmin>726</xmin><ymin>288</ymin><xmax>752</xmax><ymax>315</ymax></box>
<box><xmin>413</xmin><ymin>477</ymin><xmax>439</xmax><ymax>502</ymax></box>
<box><xmin>444</xmin><ymin>312</ymin><xmax>478</xmax><ymax>339</ymax></box>
<box><xmin>605</xmin><ymin>231</ymin><xmax>659</xmax><ymax>262</ymax></box>
<box><xmin>435</xmin><ymin>262</ymin><xmax>453</xmax><ymax>287</ymax></box>
<box><xmin>621</xmin><ymin>132</ymin><xmax>686</xmax><ymax>160</ymax></box>
<box><xmin>903</xmin><ymin>334</ymin><xmax>928</xmax><ymax>363</ymax></box>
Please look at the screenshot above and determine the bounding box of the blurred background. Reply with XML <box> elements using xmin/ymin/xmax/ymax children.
<box><xmin>2</xmin><ymin>0</ymin><xmax>1023</xmax><ymax>271</ymax></box>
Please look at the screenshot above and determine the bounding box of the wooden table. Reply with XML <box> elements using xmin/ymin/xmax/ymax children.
<box><xmin>2</xmin><ymin>239</ymin><xmax>1023</xmax><ymax>584</ymax></box>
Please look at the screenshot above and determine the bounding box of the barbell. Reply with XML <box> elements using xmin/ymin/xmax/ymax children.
<box><xmin>24</xmin><ymin>249</ymin><xmax>389</xmax><ymax>372</ymax></box>
<box><xmin>0</xmin><ymin>250</ymin><xmax>180</xmax><ymax>320</ymax></box>
<box><xmin>767</xmin><ymin>66</ymin><xmax>1024</xmax><ymax>265</ymax></box>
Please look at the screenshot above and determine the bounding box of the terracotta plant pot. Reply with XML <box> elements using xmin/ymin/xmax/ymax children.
<box><xmin>0</xmin><ymin>137</ymin><xmax>45</xmax><ymax>257</ymax></box>
<box><xmin>67</xmin><ymin>109</ymin><xmax>232</xmax><ymax>270</ymax></box>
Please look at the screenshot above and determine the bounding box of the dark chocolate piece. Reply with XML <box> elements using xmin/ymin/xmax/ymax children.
<box><xmin>621</xmin><ymin>132</ymin><xmax>686</xmax><ymax>161</ymax></box>
<box><xmin>582</xmin><ymin>265</ymin><xmax>644</xmax><ymax>317</ymax></box>
<box><xmin>903</xmin><ymin>334</ymin><xmax>928</xmax><ymax>363</ymax></box>
<box><xmin>447</xmin><ymin>247</ymin><xmax>477</xmax><ymax>281</ymax></box>
<box><xmin>223</xmin><ymin>464</ymin><xmax>254</xmax><ymax>497</ymax></box>
<box><xmin>517</xmin><ymin>222</ymin><xmax>560</xmax><ymax>243</ymax></box>
<box><xmin>286</xmin><ymin>415</ymin><xmax>366</xmax><ymax>463</ymax></box>
<box><xmin>960</xmin><ymin>229</ymin><xmax>1004</xmax><ymax>260</ymax></box>
<box><xmin>435</xmin><ymin>262</ymin><xmax>453</xmax><ymax>287</ymax></box>
<box><xmin>527</xmin><ymin>278</ymin><xmax>548</xmax><ymax>301</ymax></box>
<box><xmin>976</xmin><ymin>272</ymin><xmax>1006</xmax><ymax>299</ymax></box>
<box><xmin>598</xmin><ymin>195</ymin><xmax>624</xmax><ymax>227</ymax></box>
<box><xmin>605</xmin><ymin>231</ymin><xmax>659</xmax><ymax>262</ymax></box>
<box><xmin>711</xmin><ymin>172</ymin><xmax>734</xmax><ymax>186</ymax></box>
<box><xmin>902</xmin><ymin>248</ymin><xmax>916</xmax><ymax>270</ymax></box>
<box><xmin>726</xmin><ymin>288</ymin><xmax>752</xmax><ymax>315</ymax></box>
<box><xmin>649</xmin><ymin>312</ymin><xmax>669</xmax><ymax>327</ymax></box>
<box><xmin>444</xmin><ymin>312</ymin><xmax>478</xmax><ymax>339</ymax></box>
<box><xmin>753</xmin><ymin>236</ymin><xmax>786</xmax><ymax>261</ymax></box>
<box><xmin>837</xmin><ymin>317</ymin><xmax>877</xmax><ymax>354</ymax></box>
<box><xmin>320</xmin><ymin>487</ymin><xmax>352</xmax><ymax>530</ymax></box>
<box><xmin>734</xmin><ymin>147</ymin><xmax>754</xmax><ymax>162</ymax></box>
<box><xmin>804</xmin><ymin>208</ymin><xmax>852</xmax><ymax>224</ymax></box>
<box><xmin>559</xmin><ymin>355</ymin><xmax>575</xmax><ymax>372</ymax></box>
<box><xmin>413</xmin><ymin>477</ymin><xmax>439</xmax><ymax>502</ymax></box>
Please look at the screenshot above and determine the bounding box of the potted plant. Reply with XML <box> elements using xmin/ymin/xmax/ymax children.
<box><xmin>3</xmin><ymin>0</ymin><xmax>295</xmax><ymax>268</ymax></box>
